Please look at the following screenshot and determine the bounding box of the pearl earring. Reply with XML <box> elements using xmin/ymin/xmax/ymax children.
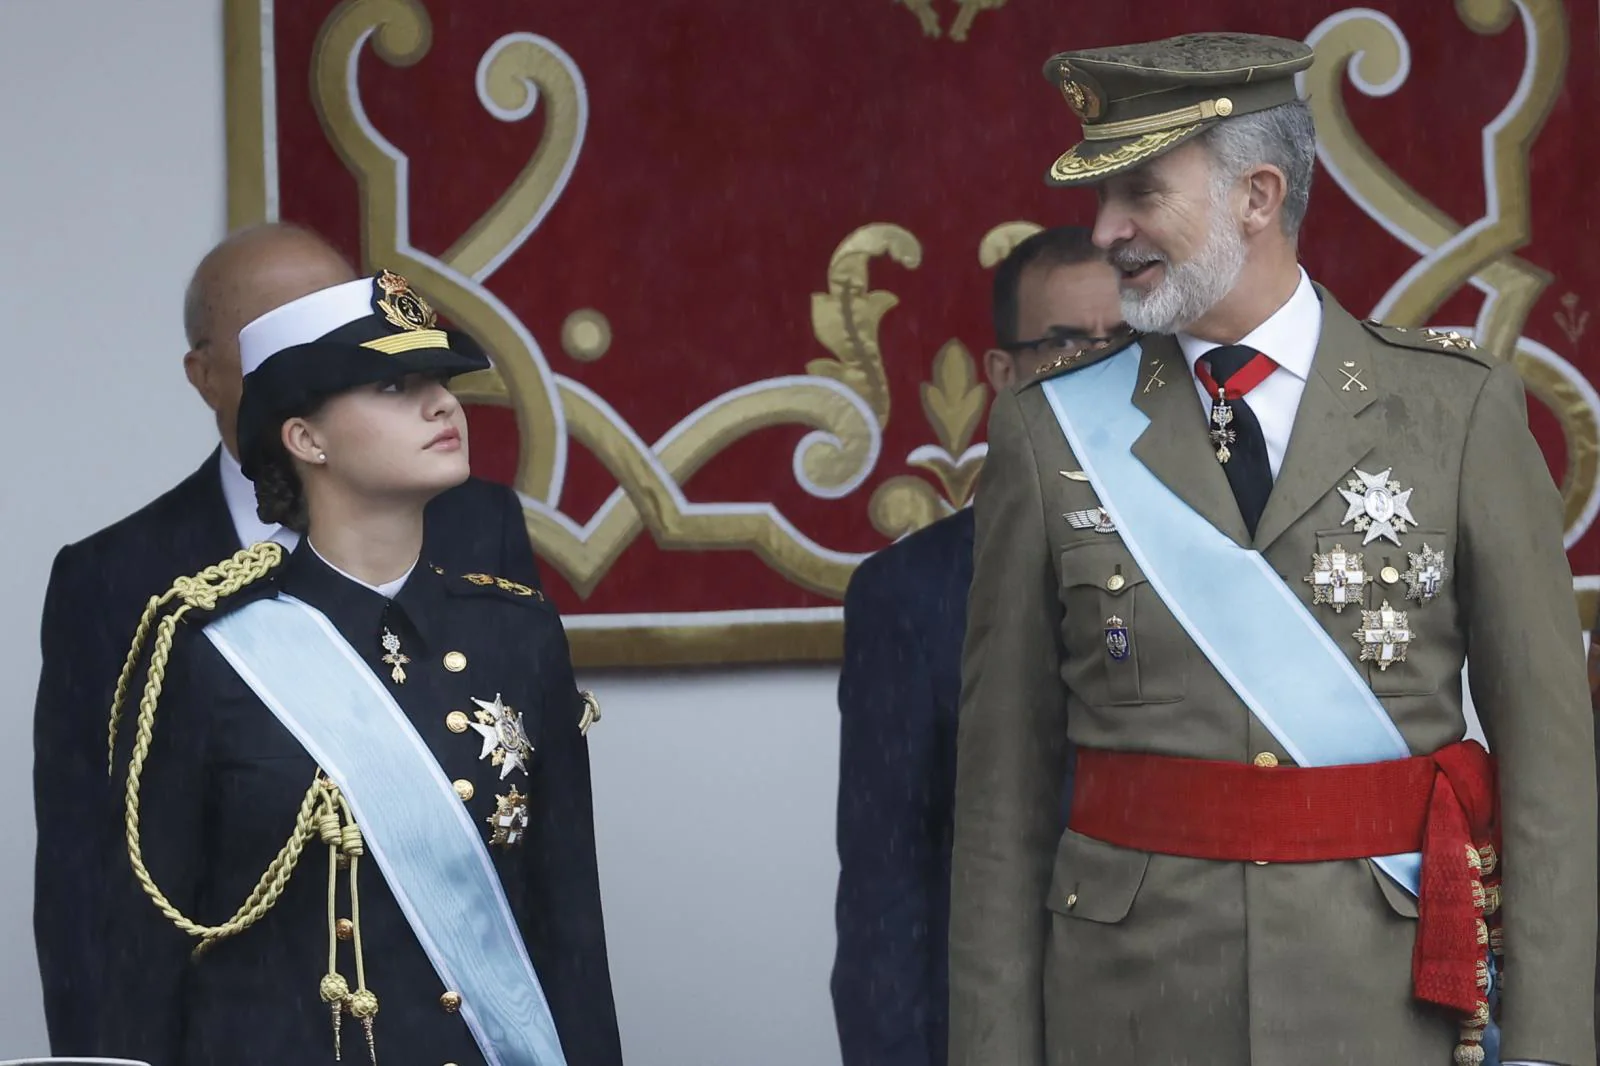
<box><xmin>317</xmin><ymin>452</ymin><xmax>327</xmax><ymax>463</ymax></box>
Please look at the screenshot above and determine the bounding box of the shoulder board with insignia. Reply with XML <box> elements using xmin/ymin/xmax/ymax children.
<box><xmin>450</xmin><ymin>571</ymin><xmax>545</xmax><ymax>602</ymax></box>
<box><xmin>1360</xmin><ymin>320</ymin><xmax>1495</xmax><ymax>367</ymax></box>
<box><xmin>1018</xmin><ymin>333</ymin><xmax>1144</xmax><ymax>391</ymax></box>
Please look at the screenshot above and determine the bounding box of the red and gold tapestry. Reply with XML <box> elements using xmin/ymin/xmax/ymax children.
<box><xmin>225</xmin><ymin>0</ymin><xmax>1600</xmax><ymax>667</ymax></box>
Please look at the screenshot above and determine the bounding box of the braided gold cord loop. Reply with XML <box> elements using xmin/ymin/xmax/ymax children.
<box><xmin>109</xmin><ymin>543</ymin><xmax>318</xmax><ymax>953</ymax></box>
<box><xmin>108</xmin><ymin>543</ymin><xmax>285</xmax><ymax>773</ymax></box>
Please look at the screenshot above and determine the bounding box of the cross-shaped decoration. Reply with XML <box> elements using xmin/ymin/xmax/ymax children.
<box><xmin>1339</xmin><ymin>361</ymin><xmax>1368</xmax><ymax>392</ymax></box>
<box><xmin>1337</xmin><ymin>467</ymin><xmax>1417</xmax><ymax>547</ymax></box>
<box><xmin>1353</xmin><ymin>600</ymin><xmax>1413</xmax><ymax>671</ymax></box>
<box><xmin>380</xmin><ymin>628</ymin><xmax>409</xmax><ymax>685</ymax></box>
<box><xmin>466</xmin><ymin>693</ymin><xmax>533</xmax><ymax>779</ymax></box>
<box><xmin>1402</xmin><ymin>543</ymin><xmax>1449</xmax><ymax>604</ymax></box>
<box><xmin>487</xmin><ymin>787</ymin><xmax>529</xmax><ymax>848</ymax></box>
<box><xmin>1305</xmin><ymin>544</ymin><xmax>1368</xmax><ymax>613</ymax></box>
<box><xmin>1208</xmin><ymin>389</ymin><xmax>1237</xmax><ymax>464</ymax></box>
<box><xmin>1143</xmin><ymin>359</ymin><xmax>1167</xmax><ymax>394</ymax></box>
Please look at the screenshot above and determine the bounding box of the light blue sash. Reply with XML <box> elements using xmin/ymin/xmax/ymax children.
<box><xmin>1040</xmin><ymin>346</ymin><xmax>1421</xmax><ymax>895</ymax></box>
<box><xmin>205</xmin><ymin>595</ymin><xmax>567</xmax><ymax>1066</ymax></box>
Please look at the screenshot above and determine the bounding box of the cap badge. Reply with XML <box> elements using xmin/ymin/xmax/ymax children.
<box><xmin>1056</xmin><ymin>61</ymin><xmax>1102</xmax><ymax>121</ymax></box>
<box><xmin>375</xmin><ymin>269</ymin><xmax>437</xmax><ymax>332</ymax></box>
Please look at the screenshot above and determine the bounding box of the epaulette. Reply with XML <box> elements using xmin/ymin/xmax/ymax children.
<box><xmin>441</xmin><ymin>567</ymin><xmax>545</xmax><ymax>602</ymax></box>
<box><xmin>1359</xmin><ymin>320</ymin><xmax>1495</xmax><ymax>367</ymax></box>
<box><xmin>1018</xmin><ymin>333</ymin><xmax>1143</xmax><ymax>391</ymax></box>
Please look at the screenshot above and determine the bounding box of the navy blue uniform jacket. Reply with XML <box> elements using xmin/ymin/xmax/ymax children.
<box><xmin>32</xmin><ymin>449</ymin><xmax>542</xmax><ymax>1053</ymax></box>
<box><xmin>99</xmin><ymin>539</ymin><xmax>619</xmax><ymax>1065</ymax></box>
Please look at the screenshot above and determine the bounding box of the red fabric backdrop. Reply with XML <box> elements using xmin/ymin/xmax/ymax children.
<box><xmin>243</xmin><ymin>0</ymin><xmax>1600</xmax><ymax>661</ymax></box>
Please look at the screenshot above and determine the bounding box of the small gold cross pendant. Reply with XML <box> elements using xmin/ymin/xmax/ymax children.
<box><xmin>380</xmin><ymin>628</ymin><xmax>410</xmax><ymax>684</ymax></box>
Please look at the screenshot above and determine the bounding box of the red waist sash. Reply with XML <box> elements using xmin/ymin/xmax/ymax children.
<box><xmin>1067</xmin><ymin>739</ymin><xmax>1501</xmax><ymax>1017</ymax></box>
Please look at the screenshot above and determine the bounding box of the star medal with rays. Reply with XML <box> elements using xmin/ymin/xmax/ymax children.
<box><xmin>467</xmin><ymin>693</ymin><xmax>532</xmax><ymax>779</ymax></box>
<box><xmin>1337</xmin><ymin>467</ymin><xmax>1416</xmax><ymax>547</ymax></box>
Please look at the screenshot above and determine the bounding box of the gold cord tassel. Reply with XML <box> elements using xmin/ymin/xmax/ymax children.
<box><xmin>338</xmin><ymin>794</ymin><xmax>379</xmax><ymax>1065</ymax></box>
<box><xmin>318</xmin><ymin>783</ymin><xmax>349</xmax><ymax>1059</ymax></box>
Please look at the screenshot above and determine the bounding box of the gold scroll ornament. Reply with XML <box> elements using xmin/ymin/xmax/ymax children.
<box><xmin>224</xmin><ymin>0</ymin><xmax>1600</xmax><ymax>666</ymax></box>
<box><xmin>1305</xmin><ymin>0</ymin><xmax>1598</xmax><ymax>624</ymax></box>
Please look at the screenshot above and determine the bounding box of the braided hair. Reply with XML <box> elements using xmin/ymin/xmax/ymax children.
<box><xmin>248</xmin><ymin>399</ymin><xmax>328</xmax><ymax>534</ymax></box>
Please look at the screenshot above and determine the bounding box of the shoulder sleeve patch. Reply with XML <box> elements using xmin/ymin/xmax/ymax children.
<box><xmin>451</xmin><ymin>571</ymin><xmax>545</xmax><ymax>602</ymax></box>
<box><xmin>1359</xmin><ymin>320</ymin><xmax>1495</xmax><ymax>367</ymax></box>
<box><xmin>1018</xmin><ymin>333</ymin><xmax>1143</xmax><ymax>391</ymax></box>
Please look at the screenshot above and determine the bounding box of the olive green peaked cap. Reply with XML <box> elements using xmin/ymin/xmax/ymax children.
<box><xmin>1042</xmin><ymin>32</ymin><xmax>1315</xmax><ymax>186</ymax></box>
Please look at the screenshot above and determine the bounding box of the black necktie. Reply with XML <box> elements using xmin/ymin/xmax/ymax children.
<box><xmin>1202</xmin><ymin>344</ymin><xmax>1274</xmax><ymax>538</ymax></box>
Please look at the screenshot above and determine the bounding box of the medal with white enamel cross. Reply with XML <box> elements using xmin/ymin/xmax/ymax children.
<box><xmin>1305</xmin><ymin>544</ymin><xmax>1367</xmax><ymax>613</ymax></box>
<box><xmin>1337</xmin><ymin>467</ymin><xmax>1417</xmax><ymax>546</ymax></box>
<box><xmin>487</xmin><ymin>787</ymin><xmax>529</xmax><ymax>848</ymax></box>
<box><xmin>1403</xmin><ymin>543</ymin><xmax>1448</xmax><ymax>604</ymax></box>
<box><xmin>467</xmin><ymin>693</ymin><xmax>532</xmax><ymax>779</ymax></box>
<box><xmin>1353</xmin><ymin>600</ymin><xmax>1412</xmax><ymax>671</ymax></box>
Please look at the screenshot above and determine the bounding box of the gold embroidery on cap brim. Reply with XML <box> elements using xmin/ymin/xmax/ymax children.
<box><xmin>1050</xmin><ymin>125</ymin><xmax>1202</xmax><ymax>182</ymax></box>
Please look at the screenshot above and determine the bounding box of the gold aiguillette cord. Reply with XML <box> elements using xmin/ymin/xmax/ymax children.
<box><xmin>314</xmin><ymin>777</ymin><xmax>380</xmax><ymax>1064</ymax></box>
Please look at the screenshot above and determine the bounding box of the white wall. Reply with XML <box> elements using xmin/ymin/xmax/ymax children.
<box><xmin>0</xmin><ymin>3</ymin><xmax>846</xmax><ymax>1063</ymax></box>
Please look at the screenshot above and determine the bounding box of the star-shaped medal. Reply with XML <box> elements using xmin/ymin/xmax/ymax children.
<box><xmin>467</xmin><ymin>693</ymin><xmax>532</xmax><ymax>779</ymax></box>
<box><xmin>1337</xmin><ymin>467</ymin><xmax>1416</xmax><ymax>547</ymax></box>
<box><xmin>1402</xmin><ymin>543</ymin><xmax>1448</xmax><ymax>604</ymax></box>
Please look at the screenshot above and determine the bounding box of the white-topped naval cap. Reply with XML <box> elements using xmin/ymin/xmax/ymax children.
<box><xmin>238</xmin><ymin>277</ymin><xmax>376</xmax><ymax>375</ymax></box>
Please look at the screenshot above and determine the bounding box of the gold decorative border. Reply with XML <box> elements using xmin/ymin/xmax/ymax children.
<box><xmin>568</xmin><ymin>619</ymin><xmax>844</xmax><ymax>670</ymax></box>
<box><xmin>223</xmin><ymin>0</ymin><xmax>268</xmax><ymax>230</ymax></box>
<box><xmin>223</xmin><ymin>0</ymin><xmax>1599</xmax><ymax>669</ymax></box>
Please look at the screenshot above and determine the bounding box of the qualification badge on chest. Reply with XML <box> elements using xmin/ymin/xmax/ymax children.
<box><xmin>1305</xmin><ymin>545</ymin><xmax>1367</xmax><ymax>613</ymax></box>
<box><xmin>1338</xmin><ymin>467</ymin><xmax>1416</xmax><ymax>547</ymax></box>
<box><xmin>1403</xmin><ymin>543</ymin><xmax>1448</xmax><ymax>603</ymax></box>
<box><xmin>1354</xmin><ymin>601</ymin><xmax>1413</xmax><ymax>671</ymax></box>
<box><xmin>1065</xmin><ymin>507</ymin><xmax>1117</xmax><ymax>534</ymax></box>
<box><xmin>1104</xmin><ymin>616</ymin><xmax>1131</xmax><ymax>661</ymax></box>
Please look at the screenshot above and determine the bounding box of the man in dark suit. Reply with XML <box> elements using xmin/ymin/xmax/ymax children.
<box><xmin>31</xmin><ymin>223</ymin><xmax>542</xmax><ymax>1054</ymax></box>
<box><xmin>830</xmin><ymin>226</ymin><xmax>1124</xmax><ymax>1066</ymax></box>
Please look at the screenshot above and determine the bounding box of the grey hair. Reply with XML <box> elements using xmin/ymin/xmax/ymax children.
<box><xmin>1201</xmin><ymin>100</ymin><xmax>1317</xmax><ymax>237</ymax></box>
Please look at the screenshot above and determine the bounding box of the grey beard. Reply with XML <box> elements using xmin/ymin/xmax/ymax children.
<box><xmin>1118</xmin><ymin>204</ymin><xmax>1247</xmax><ymax>335</ymax></box>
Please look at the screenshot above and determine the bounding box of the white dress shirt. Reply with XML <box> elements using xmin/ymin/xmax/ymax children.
<box><xmin>219</xmin><ymin>446</ymin><xmax>301</xmax><ymax>552</ymax></box>
<box><xmin>309</xmin><ymin>540</ymin><xmax>414</xmax><ymax>599</ymax></box>
<box><xmin>1176</xmin><ymin>266</ymin><xmax>1321</xmax><ymax>480</ymax></box>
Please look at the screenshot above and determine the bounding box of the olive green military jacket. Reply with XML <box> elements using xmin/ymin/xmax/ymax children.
<box><xmin>949</xmin><ymin>287</ymin><xmax>1597</xmax><ymax>1066</ymax></box>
